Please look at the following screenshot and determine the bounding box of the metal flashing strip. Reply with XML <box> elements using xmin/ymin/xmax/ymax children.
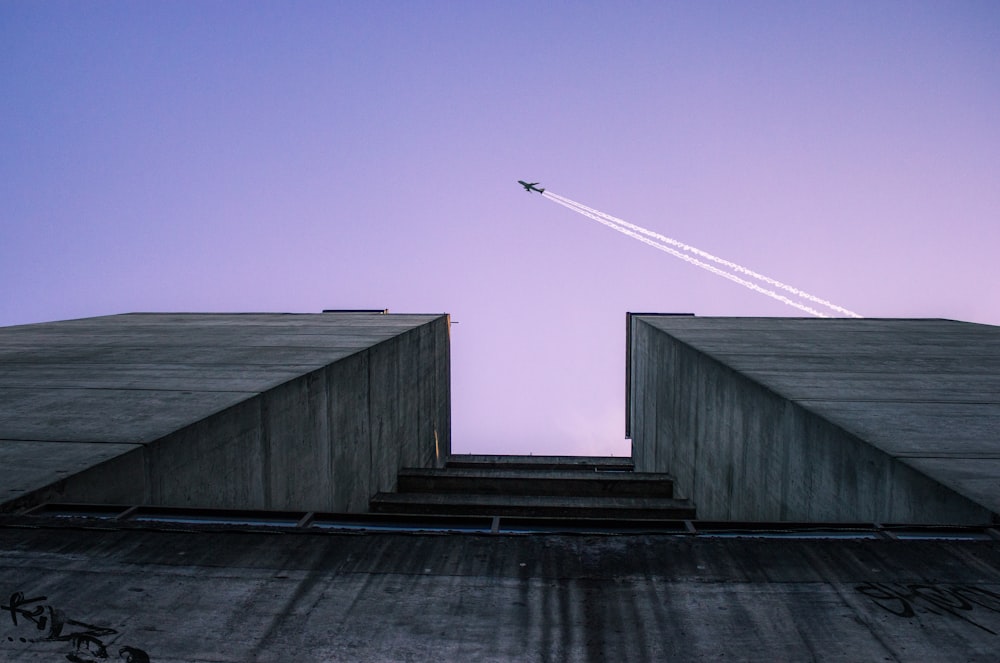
<box><xmin>8</xmin><ymin>503</ymin><xmax>1000</xmax><ymax>540</ymax></box>
<box><xmin>321</xmin><ymin>309</ymin><xmax>389</xmax><ymax>314</ymax></box>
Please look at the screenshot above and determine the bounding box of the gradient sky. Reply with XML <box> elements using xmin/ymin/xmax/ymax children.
<box><xmin>3</xmin><ymin>2</ymin><xmax>999</xmax><ymax>456</ymax></box>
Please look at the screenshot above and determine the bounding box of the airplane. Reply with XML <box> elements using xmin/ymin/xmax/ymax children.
<box><xmin>517</xmin><ymin>180</ymin><xmax>545</xmax><ymax>194</ymax></box>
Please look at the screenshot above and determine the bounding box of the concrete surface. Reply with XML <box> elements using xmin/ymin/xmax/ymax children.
<box><xmin>2</xmin><ymin>522</ymin><xmax>999</xmax><ymax>661</ymax></box>
<box><xmin>380</xmin><ymin>455</ymin><xmax>692</xmax><ymax>519</ymax></box>
<box><xmin>0</xmin><ymin>312</ymin><xmax>450</xmax><ymax>512</ymax></box>
<box><xmin>397</xmin><ymin>468</ymin><xmax>676</xmax><ymax>497</ymax></box>
<box><xmin>628</xmin><ymin>316</ymin><xmax>1000</xmax><ymax>523</ymax></box>
<box><xmin>370</xmin><ymin>491</ymin><xmax>697</xmax><ymax>519</ymax></box>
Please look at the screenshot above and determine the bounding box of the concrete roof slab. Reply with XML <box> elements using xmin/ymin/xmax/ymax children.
<box><xmin>0</xmin><ymin>364</ymin><xmax>319</xmax><ymax>391</ymax></box>
<box><xmin>0</xmin><ymin>312</ymin><xmax>451</xmax><ymax>512</ymax></box>
<box><xmin>631</xmin><ymin>315</ymin><xmax>1000</xmax><ymax>517</ymax></box>
<box><xmin>0</xmin><ymin>387</ymin><xmax>254</xmax><ymax>444</ymax></box>
<box><xmin>721</xmin><ymin>355</ymin><xmax>1000</xmax><ymax>375</ymax></box>
<box><xmin>796</xmin><ymin>401</ymin><xmax>1000</xmax><ymax>456</ymax></box>
<box><xmin>675</xmin><ymin>335</ymin><xmax>1000</xmax><ymax>358</ymax></box>
<box><xmin>0</xmin><ymin>344</ymin><xmax>366</xmax><ymax>366</ymax></box>
<box><xmin>0</xmin><ymin>439</ymin><xmax>140</xmax><ymax>499</ymax></box>
<box><xmin>745</xmin><ymin>372</ymin><xmax>1000</xmax><ymax>403</ymax></box>
<box><xmin>901</xmin><ymin>457</ymin><xmax>1000</xmax><ymax>515</ymax></box>
<box><xmin>641</xmin><ymin>315</ymin><xmax>996</xmax><ymax>336</ymax></box>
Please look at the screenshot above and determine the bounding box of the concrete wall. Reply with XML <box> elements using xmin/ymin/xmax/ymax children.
<box><xmin>0</xmin><ymin>313</ymin><xmax>450</xmax><ymax>513</ymax></box>
<box><xmin>629</xmin><ymin>315</ymin><xmax>995</xmax><ymax>523</ymax></box>
<box><xmin>3</xmin><ymin>523</ymin><xmax>1000</xmax><ymax>661</ymax></box>
<box><xmin>143</xmin><ymin>318</ymin><xmax>450</xmax><ymax>511</ymax></box>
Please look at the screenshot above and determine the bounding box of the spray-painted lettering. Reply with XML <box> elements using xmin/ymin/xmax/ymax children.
<box><xmin>856</xmin><ymin>582</ymin><xmax>1000</xmax><ymax>635</ymax></box>
<box><xmin>3</xmin><ymin>590</ymin><xmax>150</xmax><ymax>662</ymax></box>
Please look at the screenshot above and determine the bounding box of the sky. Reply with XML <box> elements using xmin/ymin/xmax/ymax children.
<box><xmin>2</xmin><ymin>2</ymin><xmax>999</xmax><ymax>457</ymax></box>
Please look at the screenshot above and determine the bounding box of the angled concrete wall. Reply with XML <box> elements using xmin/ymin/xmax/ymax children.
<box><xmin>628</xmin><ymin>315</ymin><xmax>999</xmax><ymax>523</ymax></box>
<box><xmin>0</xmin><ymin>312</ymin><xmax>450</xmax><ymax>513</ymax></box>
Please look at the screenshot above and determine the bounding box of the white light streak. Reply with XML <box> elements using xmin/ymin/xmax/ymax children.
<box><xmin>541</xmin><ymin>190</ymin><xmax>861</xmax><ymax>319</ymax></box>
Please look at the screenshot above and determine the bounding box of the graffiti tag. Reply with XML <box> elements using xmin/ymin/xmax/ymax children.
<box><xmin>856</xmin><ymin>582</ymin><xmax>1000</xmax><ymax>635</ymax></box>
<box><xmin>2</xmin><ymin>591</ymin><xmax>150</xmax><ymax>662</ymax></box>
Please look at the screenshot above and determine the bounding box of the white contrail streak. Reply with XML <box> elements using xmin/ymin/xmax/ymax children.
<box><xmin>544</xmin><ymin>191</ymin><xmax>862</xmax><ymax>318</ymax></box>
<box><xmin>543</xmin><ymin>196</ymin><xmax>830</xmax><ymax>317</ymax></box>
<box><xmin>542</xmin><ymin>191</ymin><xmax>860</xmax><ymax>318</ymax></box>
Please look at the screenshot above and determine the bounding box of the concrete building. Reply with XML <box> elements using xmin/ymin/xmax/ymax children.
<box><xmin>2</xmin><ymin>312</ymin><xmax>999</xmax><ymax>662</ymax></box>
<box><xmin>627</xmin><ymin>314</ymin><xmax>1000</xmax><ymax>524</ymax></box>
<box><xmin>0</xmin><ymin>311</ymin><xmax>451</xmax><ymax>513</ymax></box>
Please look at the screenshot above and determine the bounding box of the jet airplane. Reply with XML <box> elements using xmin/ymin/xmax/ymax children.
<box><xmin>517</xmin><ymin>180</ymin><xmax>545</xmax><ymax>194</ymax></box>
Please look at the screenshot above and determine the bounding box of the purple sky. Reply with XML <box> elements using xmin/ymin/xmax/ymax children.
<box><xmin>3</xmin><ymin>2</ymin><xmax>999</xmax><ymax>456</ymax></box>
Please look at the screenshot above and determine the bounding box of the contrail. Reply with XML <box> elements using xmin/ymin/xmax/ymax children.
<box><xmin>545</xmin><ymin>192</ymin><xmax>862</xmax><ymax>318</ymax></box>
<box><xmin>541</xmin><ymin>191</ymin><xmax>860</xmax><ymax>318</ymax></box>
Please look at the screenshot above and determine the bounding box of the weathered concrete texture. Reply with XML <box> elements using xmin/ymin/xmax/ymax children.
<box><xmin>0</xmin><ymin>440</ymin><xmax>142</xmax><ymax>503</ymax></box>
<box><xmin>370</xmin><ymin>492</ymin><xmax>696</xmax><ymax>519</ymax></box>
<box><xmin>2</xmin><ymin>525</ymin><xmax>1000</xmax><ymax>661</ymax></box>
<box><xmin>397</xmin><ymin>467</ymin><xmax>676</xmax><ymax>497</ymax></box>
<box><xmin>381</xmin><ymin>455</ymin><xmax>692</xmax><ymax>518</ymax></box>
<box><xmin>0</xmin><ymin>312</ymin><xmax>450</xmax><ymax>512</ymax></box>
<box><xmin>629</xmin><ymin>316</ymin><xmax>1000</xmax><ymax>523</ymax></box>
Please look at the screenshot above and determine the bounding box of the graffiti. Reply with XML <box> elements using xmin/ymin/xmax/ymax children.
<box><xmin>856</xmin><ymin>582</ymin><xmax>1000</xmax><ymax>635</ymax></box>
<box><xmin>2</xmin><ymin>591</ymin><xmax>150</xmax><ymax>662</ymax></box>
